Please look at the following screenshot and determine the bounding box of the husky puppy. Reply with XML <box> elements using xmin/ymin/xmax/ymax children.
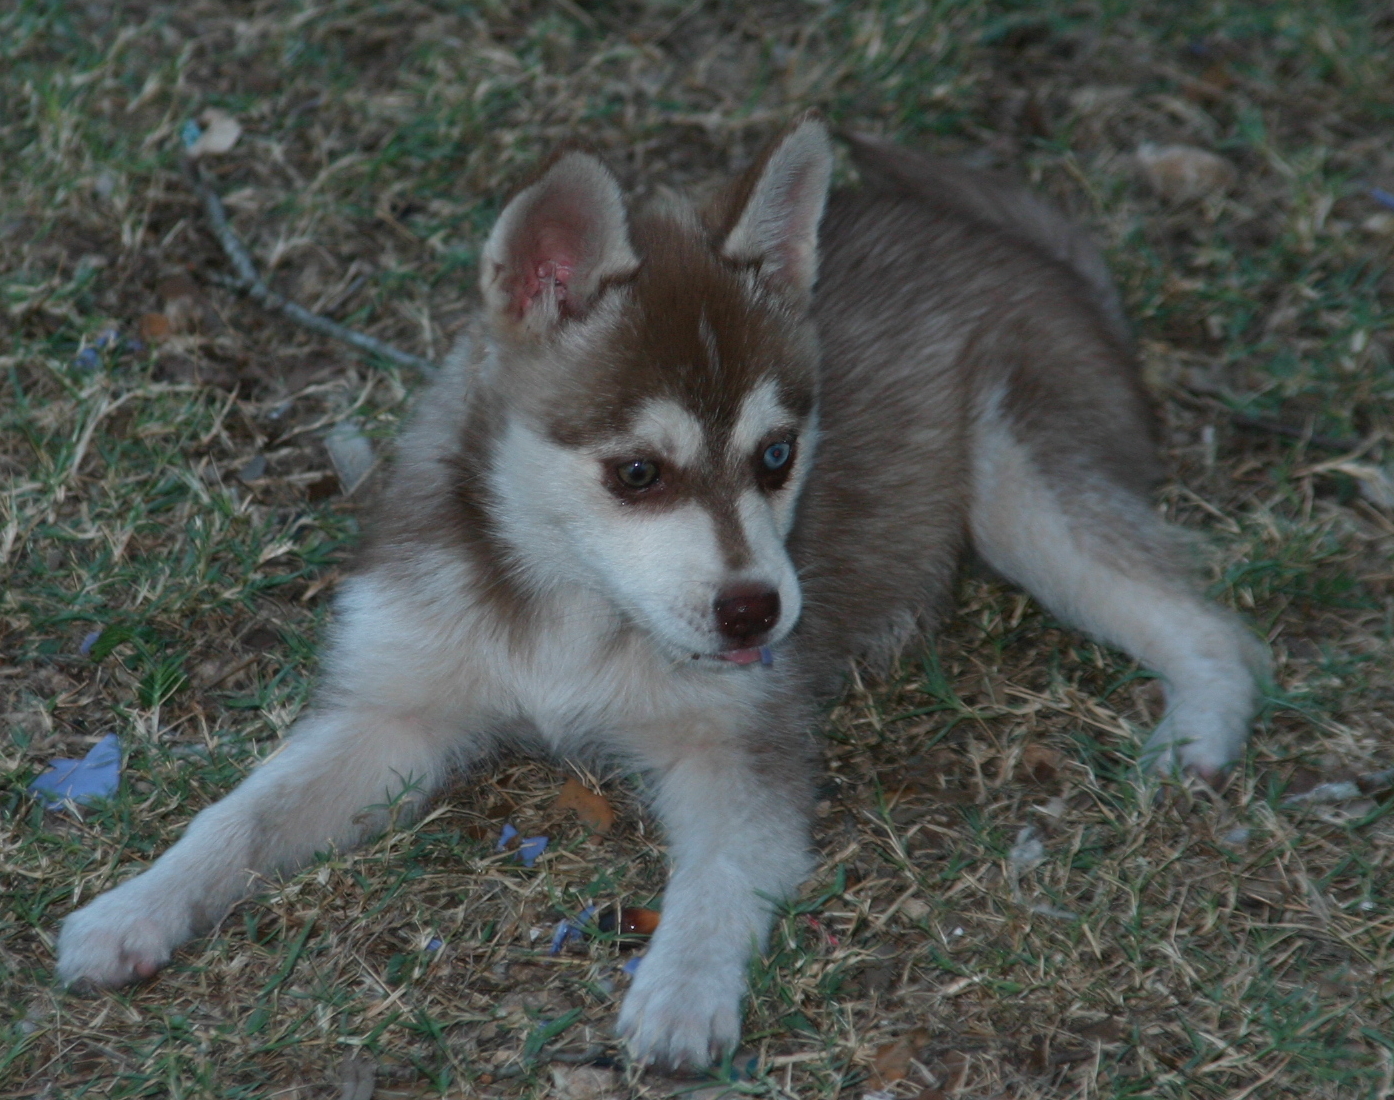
<box><xmin>56</xmin><ymin>116</ymin><xmax>1264</xmax><ymax>1068</ymax></box>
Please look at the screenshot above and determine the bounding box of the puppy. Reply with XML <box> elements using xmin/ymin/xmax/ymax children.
<box><xmin>57</xmin><ymin>115</ymin><xmax>1265</xmax><ymax>1069</ymax></box>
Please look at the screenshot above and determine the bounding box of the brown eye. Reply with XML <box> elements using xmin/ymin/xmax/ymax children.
<box><xmin>616</xmin><ymin>459</ymin><xmax>660</xmax><ymax>489</ymax></box>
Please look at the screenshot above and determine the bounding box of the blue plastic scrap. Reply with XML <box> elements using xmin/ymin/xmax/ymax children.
<box><xmin>28</xmin><ymin>733</ymin><xmax>122</xmax><ymax>809</ymax></box>
<box><xmin>549</xmin><ymin>905</ymin><xmax>597</xmax><ymax>955</ymax></box>
<box><xmin>496</xmin><ymin>822</ymin><xmax>549</xmax><ymax>867</ymax></box>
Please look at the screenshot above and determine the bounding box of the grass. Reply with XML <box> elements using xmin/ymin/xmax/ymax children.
<box><xmin>3</xmin><ymin>0</ymin><xmax>1394</xmax><ymax>1097</ymax></box>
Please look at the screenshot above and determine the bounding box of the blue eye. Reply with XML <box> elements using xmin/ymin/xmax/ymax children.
<box><xmin>763</xmin><ymin>442</ymin><xmax>792</xmax><ymax>469</ymax></box>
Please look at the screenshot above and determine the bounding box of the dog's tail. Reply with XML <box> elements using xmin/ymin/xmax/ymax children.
<box><xmin>840</xmin><ymin>132</ymin><xmax>1130</xmax><ymax>347</ymax></box>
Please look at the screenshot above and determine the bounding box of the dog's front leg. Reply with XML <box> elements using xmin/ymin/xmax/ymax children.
<box><xmin>617</xmin><ymin>717</ymin><xmax>814</xmax><ymax>1070</ymax></box>
<box><xmin>56</xmin><ymin>706</ymin><xmax>469</xmax><ymax>988</ymax></box>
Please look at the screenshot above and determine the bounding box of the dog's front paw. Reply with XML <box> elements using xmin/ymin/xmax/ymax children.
<box><xmin>616</xmin><ymin>949</ymin><xmax>744</xmax><ymax>1070</ymax></box>
<box><xmin>56</xmin><ymin>879</ymin><xmax>193</xmax><ymax>989</ymax></box>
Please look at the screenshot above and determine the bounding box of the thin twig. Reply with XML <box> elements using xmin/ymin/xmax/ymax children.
<box><xmin>1166</xmin><ymin>384</ymin><xmax>1357</xmax><ymax>452</ymax></box>
<box><xmin>185</xmin><ymin>160</ymin><xmax>438</xmax><ymax>378</ymax></box>
<box><xmin>1228</xmin><ymin>411</ymin><xmax>1355</xmax><ymax>452</ymax></box>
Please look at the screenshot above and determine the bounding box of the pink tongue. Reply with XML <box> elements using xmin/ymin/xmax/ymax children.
<box><xmin>718</xmin><ymin>647</ymin><xmax>764</xmax><ymax>665</ymax></box>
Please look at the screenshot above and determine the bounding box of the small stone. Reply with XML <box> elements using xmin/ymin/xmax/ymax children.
<box><xmin>1136</xmin><ymin>143</ymin><xmax>1235</xmax><ymax>202</ymax></box>
<box><xmin>186</xmin><ymin>108</ymin><xmax>242</xmax><ymax>157</ymax></box>
<box><xmin>324</xmin><ymin>421</ymin><xmax>375</xmax><ymax>494</ymax></box>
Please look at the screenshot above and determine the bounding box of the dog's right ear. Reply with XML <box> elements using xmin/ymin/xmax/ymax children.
<box><xmin>480</xmin><ymin>152</ymin><xmax>639</xmax><ymax>340</ymax></box>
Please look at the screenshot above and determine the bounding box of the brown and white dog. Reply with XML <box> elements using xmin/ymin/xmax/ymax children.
<box><xmin>56</xmin><ymin>116</ymin><xmax>1266</xmax><ymax>1068</ymax></box>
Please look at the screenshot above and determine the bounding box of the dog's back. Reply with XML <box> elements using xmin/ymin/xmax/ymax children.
<box><xmin>838</xmin><ymin>133</ymin><xmax>1131</xmax><ymax>344</ymax></box>
<box><xmin>788</xmin><ymin>143</ymin><xmax>1161</xmax><ymax>673</ymax></box>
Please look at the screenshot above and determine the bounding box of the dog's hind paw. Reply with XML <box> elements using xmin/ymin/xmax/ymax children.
<box><xmin>616</xmin><ymin>953</ymin><xmax>743</xmax><ymax>1070</ymax></box>
<box><xmin>56</xmin><ymin>883</ymin><xmax>191</xmax><ymax>989</ymax></box>
<box><xmin>1141</xmin><ymin>712</ymin><xmax>1246</xmax><ymax>781</ymax></box>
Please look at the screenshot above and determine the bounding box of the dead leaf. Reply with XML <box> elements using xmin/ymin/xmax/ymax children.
<box><xmin>549</xmin><ymin>1064</ymin><xmax>622</xmax><ymax>1099</ymax></box>
<box><xmin>871</xmin><ymin>1028</ymin><xmax>930</xmax><ymax>1086</ymax></box>
<box><xmin>1136</xmin><ymin>143</ymin><xmax>1235</xmax><ymax>202</ymax></box>
<box><xmin>554</xmin><ymin>777</ymin><xmax>616</xmax><ymax>833</ymax></box>
<box><xmin>188</xmin><ymin>108</ymin><xmax>243</xmax><ymax>157</ymax></box>
<box><xmin>138</xmin><ymin>312</ymin><xmax>171</xmax><ymax>342</ymax></box>
<box><xmin>1019</xmin><ymin>743</ymin><xmax>1063</xmax><ymax>785</ymax></box>
<box><xmin>871</xmin><ymin>1038</ymin><xmax>914</xmax><ymax>1085</ymax></box>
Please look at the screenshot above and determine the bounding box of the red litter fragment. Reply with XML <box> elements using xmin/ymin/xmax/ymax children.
<box><xmin>596</xmin><ymin>906</ymin><xmax>661</xmax><ymax>936</ymax></box>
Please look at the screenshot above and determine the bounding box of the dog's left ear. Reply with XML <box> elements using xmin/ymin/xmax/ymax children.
<box><xmin>718</xmin><ymin>114</ymin><xmax>833</xmax><ymax>306</ymax></box>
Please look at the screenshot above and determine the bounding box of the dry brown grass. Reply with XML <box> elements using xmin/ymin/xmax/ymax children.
<box><xmin>3</xmin><ymin>2</ymin><xmax>1394</xmax><ymax>1097</ymax></box>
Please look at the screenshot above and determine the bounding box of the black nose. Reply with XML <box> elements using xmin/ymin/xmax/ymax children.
<box><xmin>714</xmin><ymin>586</ymin><xmax>780</xmax><ymax>644</ymax></box>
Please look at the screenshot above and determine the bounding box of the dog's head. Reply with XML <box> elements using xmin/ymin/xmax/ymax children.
<box><xmin>473</xmin><ymin>117</ymin><xmax>832</xmax><ymax>662</ymax></box>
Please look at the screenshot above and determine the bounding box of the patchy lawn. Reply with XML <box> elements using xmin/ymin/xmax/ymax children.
<box><xmin>3</xmin><ymin>1</ymin><xmax>1393</xmax><ymax>1097</ymax></box>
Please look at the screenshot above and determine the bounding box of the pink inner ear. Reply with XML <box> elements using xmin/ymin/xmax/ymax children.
<box><xmin>510</xmin><ymin>222</ymin><xmax>582</xmax><ymax>319</ymax></box>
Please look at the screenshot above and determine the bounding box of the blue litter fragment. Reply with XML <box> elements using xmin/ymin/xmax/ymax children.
<box><xmin>426</xmin><ymin>937</ymin><xmax>444</xmax><ymax>952</ymax></box>
<box><xmin>28</xmin><ymin>733</ymin><xmax>122</xmax><ymax>809</ymax></box>
<box><xmin>518</xmin><ymin>835</ymin><xmax>548</xmax><ymax>866</ymax></box>
<box><xmin>1370</xmin><ymin>187</ymin><xmax>1394</xmax><ymax>212</ymax></box>
<box><xmin>550</xmin><ymin>905</ymin><xmax>597</xmax><ymax>955</ymax></box>
<box><xmin>74</xmin><ymin>331</ymin><xmax>122</xmax><ymax>372</ymax></box>
<box><xmin>79</xmin><ymin>629</ymin><xmax>103</xmax><ymax>657</ymax></box>
<box><xmin>497</xmin><ymin>822</ymin><xmax>549</xmax><ymax>867</ymax></box>
<box><xmin>181</xmin><ymin>119</ymin><xmax>203</xmax><ymax>149</ymax></box>
<box><xmin>758</xmin><ymin>645</ymin><xmax>774</xmax><ymax>667</ymax></box>
<box><xmin>621</xmin><ymin>954</ymin><xmax>643</xmax><ymax>976</ymax></box>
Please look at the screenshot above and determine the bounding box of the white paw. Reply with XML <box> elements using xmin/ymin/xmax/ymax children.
<box><xmin>56</xmin><ymin>878</ymin><xmax>195</xmax><ymax>988</ymax></box>
<box><xmin>616</xmin><ymin>948</ymin><xmax>745</xmax><ymax>1070</ymax></box>
<box><xmin>1141</xmin><ymin>712</ymin><xmax>1242</xmax><ymax>780</ymax></box>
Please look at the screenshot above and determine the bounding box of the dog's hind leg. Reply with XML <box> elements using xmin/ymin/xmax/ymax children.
<box><xmin>969</xmin><ymin>402</ymin><xmax>1266</xmax><ymax>779</ymax></box>
<box><xmin>57</xmin><ymin>701</ymin><xmax>470</xmax><ymax>988</ymax></box>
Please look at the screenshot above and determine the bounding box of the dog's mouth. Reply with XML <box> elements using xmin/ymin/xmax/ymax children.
<box><xmin>711</xmin><ymin>645</ymin><xmax>774</xmax><ymax>667</ymax></box>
